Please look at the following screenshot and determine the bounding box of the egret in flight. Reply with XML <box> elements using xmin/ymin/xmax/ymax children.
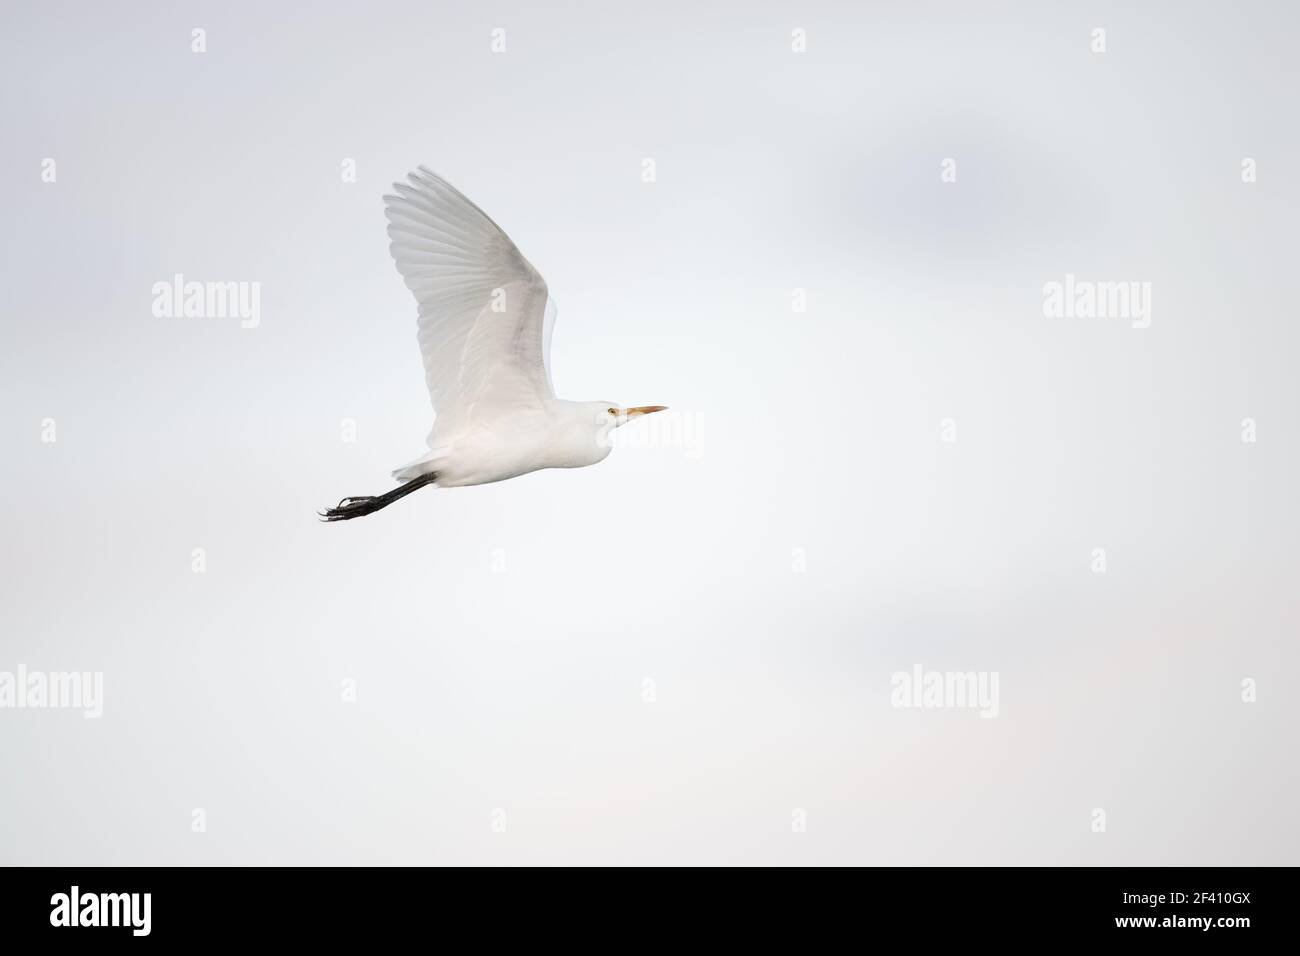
<box><xmin>322</xmin><ymin>167</ymin><xmax>666</xmax><ymax>521</ymax></box>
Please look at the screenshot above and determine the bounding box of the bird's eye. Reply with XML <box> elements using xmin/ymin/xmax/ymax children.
<box><xmin>607</xmin><ymin>407</ymin><xmax>618</xmax><ymax>416</ymax></box>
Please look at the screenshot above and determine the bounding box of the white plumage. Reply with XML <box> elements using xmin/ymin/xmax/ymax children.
<box><xmin>322</xmin><ymin>167</ymin><xmax>665</xmax><ymax>521</ymax></box>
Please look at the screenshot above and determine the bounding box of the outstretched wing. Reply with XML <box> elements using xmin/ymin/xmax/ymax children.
<box><xmin>384</xmin><ymin>167</ymin><xmax>555</xmax><ymax>446</ymax></box>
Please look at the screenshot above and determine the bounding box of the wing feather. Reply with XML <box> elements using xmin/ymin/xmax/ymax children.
<box><xmin>384</xmin><ymin>167</ymin><xmax>555</xmax><ymax>447</ymax></box>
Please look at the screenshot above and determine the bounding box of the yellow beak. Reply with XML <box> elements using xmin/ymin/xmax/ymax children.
<box><xmin>624</xmin><ymin>405</ymin><xmax>668</xmax><ymax>419</ymax></box>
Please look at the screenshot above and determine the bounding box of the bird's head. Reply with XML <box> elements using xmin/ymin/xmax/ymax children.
<box><xmin>585</xmin><ymin>401</ymin><xmax>668</xmax><ymax>446</ymax></box>
<box><xmin>604</xmin><ymin>403</ymin><xmax>668</xmax><ymax>427</ymax></box>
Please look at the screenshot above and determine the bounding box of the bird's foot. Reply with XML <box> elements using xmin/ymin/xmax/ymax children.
<box><xmin>318</xmin><ymin>496</ymin><xmax>378</xmax><ymax>522</ymax></box>
<box><xmin>319</xmin><ymin>471</ymin><xmax>438</xmax><ymax>523</ymax></box>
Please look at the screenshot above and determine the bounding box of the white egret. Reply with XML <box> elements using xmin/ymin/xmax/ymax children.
<box><xmin>322</xmin><ymin>167</ymin><xmax>666</xmax><ymax>521</ymax></box>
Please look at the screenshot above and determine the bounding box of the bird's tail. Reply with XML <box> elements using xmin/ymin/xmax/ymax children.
<box><xmin>392</xmin><ymin>447</ymin><xmax>449</xmax><ymax>481</ymax></box>
<box><xmin>320</xmin><ymin>472</ymin><xmax>438</xmax><ymax>522</ymax></box>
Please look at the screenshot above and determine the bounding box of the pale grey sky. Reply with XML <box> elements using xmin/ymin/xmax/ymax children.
<box><xmin>1</xmin><ymin>0</ymin><xmax>1296</xmax><ymax>864</ymax></box>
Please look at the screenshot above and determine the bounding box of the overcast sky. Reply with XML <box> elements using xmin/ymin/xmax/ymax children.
<box><xmin>1</xmin><ymin>0</ymin><xmax>1296</xmax><ymax>864</ymax></box>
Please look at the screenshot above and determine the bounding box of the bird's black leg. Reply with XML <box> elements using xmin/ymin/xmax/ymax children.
<box><xmin>319</xmin><ymin>472</ymin><xmax>438</xmax><ymax>522</ymax></box>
